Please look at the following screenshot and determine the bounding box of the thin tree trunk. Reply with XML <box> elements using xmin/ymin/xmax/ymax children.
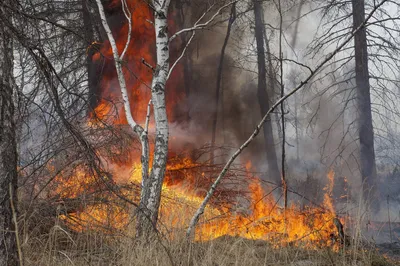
<box><xmin>253</xmin><ymin>0</ymin><xmax>281</xmax><ymax>185</ymax></box>
<box><xmin>0</xmin><ymin>1</ymin><xmax>19</xmax><ymax>264</ymax></box>
<box><xmin>82</xmin><ymin>0</ymin><xmax>100</xmax><ymax>111</ymax></box>
<box><xmin>95</xmin><ymin>0</ymin><xmax>152</xmax><ymax>236</ymax></box>
<box><xmin>277</xmin><ymin>0</ymin><xmax>287</xmax><ymax>209</ymax></box>
<box><xmin>351</xmin><ymin>0</ymin><xmax>378</xmax><ymax>208</ymax></box>
<box><xmin>176</xmin><ymin>1</ymin><xmax>192</xmax><ymax>99</ymax></box>
<box><xmin>210</xmin><ymin>4</ymin><xmax>236</xmax><ymax>163</ymax></box>
<box><xmin>263</xmin><ymin>22</ymin><xmax>283</xmax><ymax>144</ymax></box>
<box><xmin>291</xmin><ymin>0</ymin><xmax>305</xmax><ymax>162</ymax></box>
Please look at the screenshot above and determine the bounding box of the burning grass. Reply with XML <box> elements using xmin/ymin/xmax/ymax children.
<box><xmin>21</xmin><ymin>209</ymin><xmax>398</xmax><ymax>266</ymax></box>
<box><xmin>20</xmin><ymin>157</ymin><xmax>398</xmax><ymax>265</ymax></box>
<box><xmin>44</xmin><ymin>156</ymin><xmax>342</xmax><ymax>249</ymax></box>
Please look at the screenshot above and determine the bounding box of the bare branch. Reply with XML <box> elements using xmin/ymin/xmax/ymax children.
<box><xmin>120</xmin><ymin>0</ymin><xmax>132</xmax><ymax>60</ymax></box>
<box><xmin>169</xmin><ymin>1</ymin><xmax>238</xmax><ymax>41</ymax></box>
<box><xmin>95</xmin><ymin>0</ymin><xmax>143</xmax><ymax>135</ymax></box>
<box><xmin>167</xmin><ymin>31</ymin><xmax>195</xmax><ymax>80</ymax></box>
<box><xmin>145</xmin><ymin>99</ymin><xmax>152</xmax><ymax>135</ymax></box>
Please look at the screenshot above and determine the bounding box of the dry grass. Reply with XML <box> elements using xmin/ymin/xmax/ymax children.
<box><xmin>20</xmin><ymin>221</ymin><xmax>399</xmax><ymax>266</ymax></box>
<box><xmin>19</xmin><ymin>173</ymin><xmax>399</xmax><ymax>266</ymax></box>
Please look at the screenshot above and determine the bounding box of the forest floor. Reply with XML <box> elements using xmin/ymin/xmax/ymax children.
<box><xmin>23</xmin><ymin>230</ymin><xmax>400</xmax><ymax>266</ymax></box>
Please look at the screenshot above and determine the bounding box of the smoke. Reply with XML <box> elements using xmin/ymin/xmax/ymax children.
<box><xmin>88</xmin><ymin>1</ymin><xmax>400</xmax><ymax>232</ymax></box>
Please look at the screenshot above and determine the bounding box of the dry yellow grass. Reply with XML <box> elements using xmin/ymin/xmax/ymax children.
<box><xmin>20</xmin><ymin>221</ymin><xmax>399</xmax><ymax>266</ymax></box>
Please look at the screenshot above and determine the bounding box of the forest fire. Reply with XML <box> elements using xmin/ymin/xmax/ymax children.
<box><xmin>89</xmin><ymin>0</ymin><xmax>185</xmax><ymax>126</ymax></box>
<box><xmin>196</xmin><ymin>171</ymin><xmax>340</xmax><ymax>248</ymax></box>
<box><xmin>54</xmin><ymin>161</ymin><xmax>341</xmax><ymax>248</ymax></box>
<box><xmin>2</xmin><ymin>0</ymin><xmax>400</xmax><ymax>264</ymax></box>
<box><xmin>50</xmin><ymin>0</ymin><xmax>344</xmax><ymax>250</ymax></box>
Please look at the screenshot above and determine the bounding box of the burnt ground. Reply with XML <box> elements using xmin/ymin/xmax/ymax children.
<box><xmin>378</xmin><ymin>242</ymin><xmax>400</xmax><ymax>261</ymax></box>
<box><xmin>367</xmin><ymin>222</ymin><xmax>400</xmax><ymax>261</ymax></box>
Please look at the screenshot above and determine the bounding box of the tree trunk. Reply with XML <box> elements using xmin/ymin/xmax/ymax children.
<box><xmin>253</xmin><ymin>0</ymin><xmax>281</xmax><ymax>185</ymax></box>
<box><xmin>137</xmin><ymin>4</ymin><xmax>170</xmax><ymax>237</ymax></box>
<box><xmin>82</xmin><ymin>0</ymin><xmax>100</xmax><ymax>111</ymax></box>
<box><xmin>352</xmin><ymin>0</ymin><xmax>378</xmax><ymax>209</ymax></box>
<box><xmin>0</xmin><ymin>2</ymin><xmax>19</xmax><ymax>265</ymax></box>
<box><xmin>176</xmin><ymin>1</ymin><xmax>192</xmax><ymax>100</ymax></box>
<box><xmin>290</xmin><ymin>0</ymin><xmax>305</xmax><ymax>162</ymax></box>
<box><xmin>210</xmin><ymin>4</ymin><xmax>236</xmax><ymax>163</ymax></box>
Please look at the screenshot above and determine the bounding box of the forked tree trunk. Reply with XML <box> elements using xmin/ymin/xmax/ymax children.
<box><xmin>352</xmin><ymin>0</ymin><xmax>378</xmax><ymax>208</ymax></box>
<box><xmin>253</xmin><ymin>0</ymin><xmax>281</xmax><ymax>185</ymax></box>
<box><xmin>96</xmin><ymin>0</ymin><xmax>170</xmax><ymax>238</ymax></box>
<box><xmin>137</xmin><ymin>4</ymin><xmax>170</xmax><ymax>237</ymax></box>
<box><xmin>0</xmin><ymin>2</ymin><xmax>19</xmax><ymax>265</ymax></box>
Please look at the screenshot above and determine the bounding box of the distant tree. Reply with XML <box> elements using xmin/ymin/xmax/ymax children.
<box><xmin>307</xmin><ymin>0</ymin><xmax>400</xmax><ymax>206</ymax></box>
<box><xmin>253</xmin><ymin>0</ymin><xmax>281</xmax><ymax>186</ymax></box>
<box><xmin>352</xmin><ymin>0</ymin><xmax>377</xmax><ymax>206</ymax></box>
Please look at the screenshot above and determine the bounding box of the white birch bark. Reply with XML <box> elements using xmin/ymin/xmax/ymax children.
<box><xmin>95</xmin><ymin>0</ymin><xmax>171</xmax><ymax>236</ymax></box>
<box><xmin>136</xmin><ymin>1</ymin><xmax>171</xmax><ymax>235</ymax></box>
<box><xmin>95</xmin><ymin>0</ymin><xmax>150</xmax><ymax>187</ymax></box>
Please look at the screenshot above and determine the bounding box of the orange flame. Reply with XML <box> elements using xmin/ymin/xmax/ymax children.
<box><xmin>54</xmin><ymin>162</ymin><xmax>341</xmax><ymax>249</ymax></box>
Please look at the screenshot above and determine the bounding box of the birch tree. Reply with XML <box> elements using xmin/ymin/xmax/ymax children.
<box><xmin>95</xmin><ymin>0</ymin><xmax>166</xmax><ymax>236</ymax></box>
<box><xmin>137</xmin><ymin>0</ymin><xmax>171</xmax><ymax>236</ymax></box>
<box><xmin>0</xmin><ymin>1</ymin><xmax>19</xmax><ymax>264</ymax></box>
<box><xmin>95</xmin><ymin>0</ymin><xmax>235</xmax><ymax>237</ymax></box>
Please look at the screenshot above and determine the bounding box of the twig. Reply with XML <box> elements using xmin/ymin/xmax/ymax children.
<box><xmin>10</xmin><ymin>183</ymin><xmax>23</xmax><ymax>266</ymax></box>
<box><xmin>145</xmin><ymin>99</ymin><xmax>152</xmax><ymax>135</ymax></box>
<box><xmin>387</xmin><ymin>195</ymin><xmax>393</xmax><ymax>243</ymax></box>
<box><xmin>141</xmin><ymin>58</ymin><xmax>155</xmax><ymax>72</ymax></box>
<box><xmin>169</xmin><ymin>1</ymin><xmax>238</xmax><ymax>41</ymax></box>
<box><xmin>167</xmin><ymin>31</ymin><xmax>195</xmax><ymax>80</ymax></box>
<box><xmin>120</xmin><ymin>0</ymin><xmax>132</xmax><ymax>60</ymax></box>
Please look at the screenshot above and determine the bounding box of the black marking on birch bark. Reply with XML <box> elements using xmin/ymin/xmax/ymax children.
<box><xmin>153</xmin><ymin>82</ymin><xmax>164</xmax><ymax>92</ymax></box>
<box><xmin>140</xmin><ymin>133</ymin><xmax>147</xmax><ymax>142</ymax></box>
<box><xmin>158</xmin><ymin>25</ymin><xmax>168</xmax><ymax>38</ymax></box>
<box><xmin>134</xmin><ymin>124</ymin><xmax>144</xmax><ymax>135</ymax></box>
<box><xmin>156</xmin><ymin>11</ymin><xmax>167</xmax><ymax>19</ymax></box>
<box><xmin>154</xmin><ymin>65</ymin><xmax>161</xmax><ymax>76</ymax></box>
<box><xmin>155</xmin><ymin>132</ymin><xmax>166</xmax><ymax>143</ymax></box>
<box><xmin>141</xmin><ymin>155</ymin><xmax>147</xmax><ymax>167</ymax></box>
